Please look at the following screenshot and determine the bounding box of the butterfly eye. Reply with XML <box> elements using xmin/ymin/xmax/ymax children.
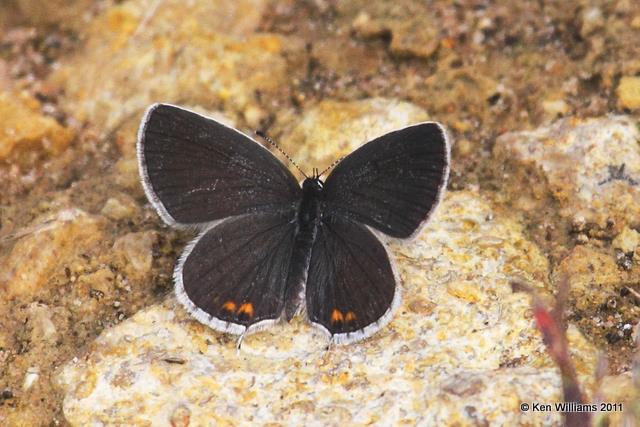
<box><xmin>302</xmin><ymin>178</ymin><xmax>324</xmax><ymax>193</ymax></box>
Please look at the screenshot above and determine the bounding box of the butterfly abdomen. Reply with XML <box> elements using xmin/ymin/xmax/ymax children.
<box><xmin>283</xmin><ymin>178</ymin><xmax>324</xmax><ymax>320</ymax></box>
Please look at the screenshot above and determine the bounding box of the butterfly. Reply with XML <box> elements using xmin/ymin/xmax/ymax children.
<box><xmin>137</xmin><ymin>103</ymin><xmax>450</xmax><ymax>344</ymax></box>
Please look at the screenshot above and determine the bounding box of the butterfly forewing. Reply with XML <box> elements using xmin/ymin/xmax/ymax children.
<box><xmin>138</xmin><ymin>104</ymin><xmax>301</xmax><ymax>227</ymax></box>
<box><xmin>175</xmin><ymin>211</ymin><xmax>297</xmax><ymax>334</ymax></box>
<box><xmin>322</xmin><ymin>123</ymin><xmax>450</xmax><ymax>238</ymax></box>
<box><xmin>306</xmin><ymin>217</ymin><xmax>397</xmax><ymax>343</ymax></box>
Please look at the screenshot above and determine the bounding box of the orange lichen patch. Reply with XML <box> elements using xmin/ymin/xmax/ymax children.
<box><xmin>221</xmin><ymin>301</ymin><xmax>236</xmax><ymax>312</ymax></box>
<box><xmin>256</xmin><ymin>34</ymin><xmax>283</xmax><ymax>54</ymax></box>
<box><xmin>440</xmin><ymin>37</ymin><xmax>456</xmax><ymax>49</ymax></box>
<box><xmin>237</xmin><ymin>303</ymin><xmax>254</xmax><ymax>318</ymax></box>
<box><xmin>0</xmin><ymin>91</ymin><xmax>75</xmax><ymax>162</ymax></box>
<box><xmin>331</xmin><ymin>309</ymin><xmax>344</xmax><ymax>325</ymax></box>
<box><xmin>345</xmin><ymin>311</ymin><xmax>356</xmax><ymax>323</ymax></box>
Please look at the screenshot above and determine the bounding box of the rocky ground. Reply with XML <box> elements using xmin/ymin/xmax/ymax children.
<box><xmin>0</xmin><ymin>0</ymin><xmax>639</xmax><ymax>425</ymax></box>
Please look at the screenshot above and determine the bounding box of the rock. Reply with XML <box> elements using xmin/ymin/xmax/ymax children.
<box><xmin>0</xmin><ymin>208</ymin><xmax>104</xmax><ymax>299</ymax></box>
<box><xmin>554</xmin><ymin>245</ymin><xmax>625</xmax><ymax>312</ymax></box>
<box><xmin>26</xmin><ymin>302</ymin><xmax>57</xmax><ymax>344</ymax></box>
<box><xmin>47</xmin><ymin>0</ymin><xmax>286</xmax><ymax>137</ymax></box>
<box><xmin>352</xmin><ymin>12</ymin><xmax>385</xmax><ymax>38</ymax></box>
<box><xmin>113</xmin><ymin>231</ymin><xmax>157</xmax><ymax>279</ymax></box>
<box><xmin>493</xmin><ymin>115</ymin><xmax>640</xmax><ymax>228</ymax></box>
<box><xmin>612</xmin><ymin>227</ymin><xmax>640</xmax><ymax>254</ymax></box>
<box><xmin>113</xmin><ymin>157</ymin><xmax>142</xmax><ymax>192</ymax></box>
<box><xmin>243</xmin><ymin>105</ymin><xmax>267</xmax><ymax>130</ymax></box>
<box><xmin>100</xmin><ymin>194</ymin><xmax>140</xmax><ymax>221</ymax></box>
<box><xmin>22</xmin><ymin>366</ymin><xmax>39</xmax><ymax>391</ymax></box>
<box><xmin>455</xmin><ymin>138</ymin><xmax>473</xmax><ymax>157</ymax></box>
<box><xmin>388</xmin><ymin>18</ymin><xmax>440</xmax><ymax>59</ymax></box>
<box><xmin>579</xmin><ymin>7</ymin><xmax>605</xmax><ymax>37</ymax></box>
<box><xmin>617</xmin><ymin>76</ymin><xmax>640</xmax><ymax>110</ymax></box>
<box><xmin>541</xmin><ymin>98</ymin><xmax>569</xmax><ymax>118</ymax></box>
<box><xmin>281</xmin><ymin>98</ymin><xmax>430</xmax><ymax>174</ymax></box>
<box><xmin>348</xmin><ymin>2</ymin><xmax>440</xmax><ymax>58</ymax></box>
<box><xmin>58</xmin><ymin>191</ymin><xmax>598</xmax><ymax>425</ymax></box>
<box><xmin>0</xmin><ymin>91</ymin><xmax>75</xmax><ymax>163</ymax></box>
<box><xmin>14</xmin><ymin>0</ymin><xmax>95</xmax><ymax>29</ymax></box>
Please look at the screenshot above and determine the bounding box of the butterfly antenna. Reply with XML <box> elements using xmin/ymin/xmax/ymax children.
<box><xmin>318</xmin><ymin>155</ymin><xmax>345</xmax><ymax>177</ymax></box>
<box><xmin>256</xmin><ymin>130</ymin><xmax>308</xmax><ymax>179</ymax></box>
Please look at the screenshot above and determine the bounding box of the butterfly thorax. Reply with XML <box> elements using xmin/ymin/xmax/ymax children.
<box><xmin>283</xmin><ymin>177</ymin><xmax>324</xmax><ymax>320</ymax></box>
<box><xmin>298</xmin><ymin>177</ymin><xmax>323</xmax><ymax>228</ymax></box>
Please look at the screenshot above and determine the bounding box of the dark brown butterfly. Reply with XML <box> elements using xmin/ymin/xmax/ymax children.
<box><xmin>137</xmin><ymin>104</ymin><xmax>449</xmax><ymax>344</ymax></box>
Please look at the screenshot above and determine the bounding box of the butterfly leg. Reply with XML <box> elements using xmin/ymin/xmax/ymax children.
<box><xmin>236</xmin><ymin>331</ymin><xmax>246</xmax><ymax>353</ymax></box>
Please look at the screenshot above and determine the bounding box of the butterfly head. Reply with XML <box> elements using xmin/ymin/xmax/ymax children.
<box><xmin>302</xmin><ymin>176</ymin><xmax>324</xmax><ymax>195</ymax></box>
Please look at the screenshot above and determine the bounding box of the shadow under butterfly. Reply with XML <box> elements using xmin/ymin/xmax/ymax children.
<box><xmin>137</xmin><ymin>104</ymin><xmax>450</xmax><ymax>345</ymax></box>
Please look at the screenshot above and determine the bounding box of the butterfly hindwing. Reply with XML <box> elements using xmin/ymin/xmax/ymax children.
<box><xmin>175</xmin><ymin>211</ymin><xmax>297</xmax><ymax>334</ymax></box>
<box><xmin>322</xmin><ymin>122</ymin><xmax>450</xmax><ymax>238</ymax></box>
<box><xmin>138</xmin><ymin>103</ymin><xmax>301</xmax><ymax>227</ymax></box>
<box><xmin>305</xmin><ymin>216</ymin><xmax>398</xmax><ymax>344</ymax></box>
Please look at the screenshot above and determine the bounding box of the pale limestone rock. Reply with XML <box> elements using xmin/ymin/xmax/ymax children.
<box><xmin>347</xmin><ymin>2</ymin><xmax>440</xmax><ymax>58</ymax></box>
<box><xmin>58</xmin><ymin>191</ymin><xmax>598</xmax><ymax>426</ymax></box>
<box><xmin>47</xmin><ymin>0</ymin><xmax>286</xmax><ymax>136</ymax></box>
<box><xmin>579</xmin><ymin>7</ymin><xmax>605</xmax><ymax>37</ymax></box>
<box><xmin>100</xmin><ymin>194</ymin><xmax>140</xmax><ymax>221</ymax></box>
<box><xmin>26</xmin><ymin>302</ymin><xmax>57</xmax><ymax>344</ymax></box>
<box><xmin>113</xmin><ymin>157</ymin><xmax>142</xmax><ymax>192</ymax></box>
<box><xmin>612</xmin><ymin>226</ymin><xmax>640</xmax><ymax>254</ymax></box>
<box><xmin>494</xmin><ymin>115</ymin><xmax>640</xmax><ymax>228</ymax></box>
<box><xmin>22</xmin><ymin>366</ymin><xmax>39</xmax><ymax>391</ymax></box>
<box><xmin>113</xmin><ymin>231</ymin><xmax>157</xmax><ymax>279</ymax></box>
<box><xmin>0</xmin><ymin>208</ymin><xmax>104</xmax><ymax>298</ymax></box>
<box><xmin>541</xmin><ymin>98</ymin><xmax>569</xmax><ymax>118</ymax></box>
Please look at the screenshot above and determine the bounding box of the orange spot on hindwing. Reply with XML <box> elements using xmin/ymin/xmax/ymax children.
<box><xmin>237</xmin><ymin>303</ymin><xmax>254</xmax><ymax>319</ymax></box>
<box><xmin>345</xmin><ymin>311</ymin><xmax>356</xmax><ymax>323</ymax></box>
<box><xmin>331</xmin><ymin>309</ymin><xmax>344</xmax><ymax>325</ymax></box>
<box><xmin>222</xmin><ymin>301</ymin><xmax>236</xmax><ymax>312</ymax></box>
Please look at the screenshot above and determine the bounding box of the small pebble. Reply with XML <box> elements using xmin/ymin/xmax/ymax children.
<box><xmin>576</xmin><ymin>233</ymin><xmax>589</xmax><ymax>244</ymax></box>
<box><xmin>23</xmin><ymin>366</ymin><xmax>40</xmax><ymax>391</ymax></box>
<box><xmin>572</xmin><ymin>215</ymin><xmax>586</xmax><ymax>232</ymax></box>
<box><xmin>617</xmin><ymin>76</ymin><xmax>640</xmax><ymax>110</ymax></box>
